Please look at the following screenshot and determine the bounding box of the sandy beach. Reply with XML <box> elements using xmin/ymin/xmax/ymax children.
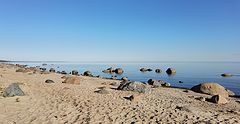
<box><xmin>0</xmin><ymin>63</ymin><xmax>239</xmax><ymax>124</ymax></box>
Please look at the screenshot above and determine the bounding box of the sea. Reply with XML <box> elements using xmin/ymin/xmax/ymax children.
<box><xmin>8</xmin><ymin>62</ymin><xmax>240</xmax><ymax>95</ymax></box>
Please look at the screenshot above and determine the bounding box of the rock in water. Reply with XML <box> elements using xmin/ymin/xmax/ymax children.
<box><xmin>72</xmin><ymin>70</ymin><xmax>79</xmax><ymax>75</ymax></box>
<box><xmin>155</xmin><ymin>69</ymin><xmax>162</xmax><ymax>73</ymax></box>
<box><xmin>45</xmin><ymin>79</ymin><xmax>55</xmax><ymax>83</ymax></box>
<box><xmin>211</xmin><ymin>95</ymin><xmax>228</xmax><ymax>104</ymax></box>
<box><xmin>115</xmin><ymin>68</ymin><xmax>124</xmax><ymax>74</ymax></box>
<box><xmin>191</xmin><ymin>83</ymin><xmax>233</xmax><ymax>97</ymax></box>
<box><xmin>121</xmin><ymin>77</ymin><xmax>128</xmax><ymax>81</ymax></box>
<box><xmin>221</xmin><ymin>73</ymin><xmax>233</xmax><ymax>77</ymax></box>
<box><xmin>83</xmin><ymin>71</ymin><xmax>93</xmax><ymax>77</ymax></box>
<box><xmin>3</xmin><ymin>83</ymin><xmax>25</xmax><ymax>97</ymax></box>
<box><xmin>117</xmin><ymin>81</ymin><xmax>151</xmax><ymax>93</ymax></box>
<box><xmin>49</xmin><ymin>68</ymin><xmax>56</xmax><ymax>73</ymax></box>
<box><xmin>166</xmin><ymin>68</ymin><xmax>176</xmax><ymax>75</ymax></box>
<box><xmin>147</xmin><ymin>79</ymin><xmax>171</xmax><ymax>87</ymax></box>
<box><xmin>62</xmin><ymin>77</ymin><xmax>81</xmax><ymax>84</ymax></box>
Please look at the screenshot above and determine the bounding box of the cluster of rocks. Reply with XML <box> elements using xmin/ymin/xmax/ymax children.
<box><xmin>147</xmin><ymin>79</ymin><xmax>171</xmax><ymax>87</ymax></box>
<box><xmin>140</xmin><ymin>67</ymin><xmax>176</xmax><ymax>75</ymax></box>
<box><xmin>102</xmin><ymin>67</ymin><xmax>124</xmax><ymax>74</ymax></box>
<box><xmin>191</xmin><ymin>82</ymin><xmax>235</xmax><ymax>104</ymax></box>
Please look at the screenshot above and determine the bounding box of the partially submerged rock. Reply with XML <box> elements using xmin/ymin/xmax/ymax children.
<box><xmin>102</xmin><ymin>67</ymin><xmax>114</xmax><ymax>73</ymax></box>
<box><xmin>83</xmin><ymin>71</ymin><xmax>93</xmax><ymax>77</ymax></box>
<box><xmin>221</xmin><ymin>73</ymin><xmax>233</xmax><ymax>77</ymax></box>
<box><xmin>166</xmin><ymin>68</ymin><xmax>176</xmax><ymax>75</ymax></box>
<box><xmin>121</xmin><ymin>77</ymin><xmax>128</xmax><ymax>81</ymax></box>
<box><xmin>155</xmin><ymin>69</ymin><xmax>162</xmax><ymax>73</ymax></box>
<box><xmin>115</xmin><ymin>68</ymin><xmax>124</xmax><ymax>74</ymax></box>
<box><xmin>147</xmin><ymin>79</ymin><xmax>171</xmax><ymax>87</ymax></box>
<box><xmin>49</xmin><ymin>68</ymin><xmax>56</xmax><ymax>73</ymax></box>
<box><xmin>191</xmin><ymin>83</ymin><xmax>234</xmax><ymax>97</ymax></box>
<box><xmin>117</xmin><ymin>81</ymin><xmax>151</xmax><ymax>93</ymax></box>
<box><xmin>211</xmin><ymin>95</ymin><xmax>228</xmax><ymax>104</ymax></box>
<box><xmin>62</xmin><ymin>77</ymin><xmax>81</xmax><ymax>84</ymax></box>
<box><xmin>3</xmin><ymin>83</ymin><xmax>25</xmax><ymax>97</ymax></box>
<box><xmin>61</xmin><ymin>71</ymin><xmax>67</xmax><ymax>75</ymax></box>
<box><xmin>140</xmin><ymin>68</ymin><xmax>152</xmax><ymax>72</ymax></box>
<box><xmin>45</xmin><ymin>79</ymin><xmax>55</xmax><ymax>83</ymax></box>
<box><xmin>72</xmin><ymin>70</ymin><xmax>79</xmax><ymax>75</ymax></box>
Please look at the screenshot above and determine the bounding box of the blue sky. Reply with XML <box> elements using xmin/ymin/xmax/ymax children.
<box><xmin>0</xmin><ymin>0</ymin><xmax>239</xmax><ymax>62</ymax></box>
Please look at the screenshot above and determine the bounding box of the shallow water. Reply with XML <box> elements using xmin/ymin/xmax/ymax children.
<box><xmin>11</xmin><ymin>62</ymin><xmax>240</xmax><ymax>95</ymax></box>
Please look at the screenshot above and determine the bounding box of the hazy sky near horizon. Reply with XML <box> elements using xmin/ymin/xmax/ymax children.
<box><xmin>0</xmin><ymin>0</ymin><xmax>239</xmax><ymax>62</ymax></box>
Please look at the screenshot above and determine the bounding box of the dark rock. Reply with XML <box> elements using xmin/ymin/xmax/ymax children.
<box><xmin>147</xmin><ymin>79</ymin><xmax>170</xmax><ymax>87</ymax></box>
<box><xmin>162</xmin><ymin>83</ymin><xmax>171</xmax><ymax>87</ymax></box>
<box><xmin>72</xmin><ymin>70</ymin><xmax>79</xmax><ymax>75</ymax></box>
<box><xmin>111</xmin><ymin>75</ymin><xmax>117</xmax><ymax>80</ymax></box>
<box><xmin>117</xmin><ymin>81</ymin><xmax>151</xmax><ymax>93</ymax></box>
<box><xmin>115</xmin><ymin>68</ymin><xmax>124</xmax><ymax>74</ymax></box>
<box><xmin>45</xmin><ymin>79</ymin><xmax>55</xmax><ymax>83</ymax></box>
<box><xmin>166</xmin><ymin>68</ymin><xmax>176</xmax><ymax>75</ymax></box>
<box><xmin>3</xmin><ymin>83</ymin><xmax>25</xmax><ymax>97</ymax></box>
<box><xmin>49</xmin><ymin>68</ymin><xmax>55</xmax><ymax>73</ymax></box>
<box><xmin>155</xmin><ymin>69</ymin><xmax>162</xmax><ymax>73</ymax></box>
<box><xmin>140</xmin><ymin>68</ymin><xmax>148</xmax><ymax>72</ymax></box>
<box><xmin>179</xmin><ymin>81</ymin><xmax>183</xmax><ymax>83</ymax></box>
<box><xmin>102</xmin><ymin>67</ymin><xmax>114</xmax><ymax>73</ymax></box>
<box><xmin>121</xmin><ymin>77</ymin><xmax>128</xmax><ymax>81</ymax></box>
<box><xmin>83</xmin><ymin>71</ymin><xmax>93</xmax><ymax>77</ymax></box>
<box><xmin>124</xmin><ymin>95</ymin><xmax>134</xmax><ymax>101</ymax></box>
<box><xmin>221</xmin><ymin>73</ymin><xmax>233</xmax><ymax>77</ymax></box>
<box><xmin>210</xmin><ymin>95</ymin><xmax>228</xmax><ymax>104</ymax></box>
<box><xmin>61</xmin><ymin>71</ymin><xmax>67</xmax><ymax>75</ymax></box>
<box><xmin>40</xmin><ymin>68</ymin><xmax>47</xmax><ymax>71</ymax></box>
<box><xmin>42</xmin><ymin>63</ymin><xmax>47</xmax><ymax>66</ymax></box>
<box><xmin>191</xmin><ymin>83</ymin><xmax>233</xmax><ymax>97</ymax></box>
<box><xmin>147</xmin><ymin>69</ymin><xmax>153</xmax><ymax>71</ymax></box>
<box><xmin>195</xmin><ymin>97</ymin><xmax>206</xmax><ymax>101</ymax></box>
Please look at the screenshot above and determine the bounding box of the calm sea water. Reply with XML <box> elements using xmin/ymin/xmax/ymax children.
<box><xmin>11</xmin><ymin>62</ymin><xmax>240</xmax><ymax>95</ymax></box>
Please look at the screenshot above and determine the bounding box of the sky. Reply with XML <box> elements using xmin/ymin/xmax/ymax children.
<box><xmin>0</xmin><ymin>0</ymin><xmax>239</xmax><ymax>62</ymax></box>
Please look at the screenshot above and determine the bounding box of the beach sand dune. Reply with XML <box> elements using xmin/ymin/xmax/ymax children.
<box><xmin>0</xmin><ymin>64</ymin><xmax>239</xmax><ymax>124</ymax></box>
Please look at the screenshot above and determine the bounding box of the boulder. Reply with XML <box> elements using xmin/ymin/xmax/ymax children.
<box><xmin>102</xmin><ymin>67</ymin><xmax>114</xmax><ymax>73</ymax></box>
<box><xmin>147</xmin><ymin>79</ymin><xmax>171</xmax><ymax>87</ymax></box>
<box><xmin>61</xmin><ymin>71</ymin><xmax>67</xmax><ymax>75</ymax></box>
<box><xmin>117</xmin><ymin>81</ymin><xmax>151</xmax><ymax>93</ymax></box>
<box><xmin>72</xmin><ymin>70</ymin><xmax>79</xmax><ymax>75</ymax></box>
<box><xmin>121</xmin><ymin>77</ymin><xmax>128</xmax><ymax>81</ymax></box>
<box><xmin>83</xmin><ymin>71</ymin><xmax>93</xmax><ymax>77</ymax></box>
<box><xmin>191</xmin><ymin>83</ymin><xmax>233</xmax><ymax>97</ymax></box>
<box><xmin>211</xmin><ymin>95</ymin><xmax>228</xmax><ymax>104</ymax></box>
<box><xmin>115</xmin><ymin>68</ymin><xmax>124</xmax><ymax>74</ymax></box>
<box><xmin>62</xmin><ymin>77</ymin><xmax>81</xmax><ymax>84</ymax></box>
<box><xmin>155</xmin><ymin>69</ymin><xmax>162</xmax><ymax>73</ymax></box>
<box><xmin>166</xmin><ymin>68</ymin><xmax>176</xmax><ymax>75</ymax></box>
<box><xmin>3</xmin><ymin>83</ymin><xmax>25</xmax><ymax>97</ymax></box>
<box><xmin>49</xmin><ymin>68</ymin><xmax>55</xmax><ymax>73</ymax></box>
<box><xmin>40</xmin><ymin>68</ymin><xmax>47</xmax><ymax>71</ymax></box>
<box><xmin>221</xmin><ymin>73</ymin><xmax>233</xmax><ymax>77</ymax></box>
<box><xmin>140</xmin><ymin>68</ymin><xmax>148</xmax><ymax>72</ymax></box>
<box><xmin>45</xmin><ymin>79</ymin><xmax>55</xmax><ymax>83</ymax></box>
<box><xmin>147</xmin><ymin>79</ymin><xmax>165</xmax><ymax>87</ymax></box>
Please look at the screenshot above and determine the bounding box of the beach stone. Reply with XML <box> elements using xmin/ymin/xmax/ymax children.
<box><xmin>162</xmin><ymin>82</ymin><xmax>171</xmax><ymax>87</ymax></box>
<box><xmin>42</xmin><ymin>63</ymin><xmax>47</xmax><ymax>66</ymax></box>
<box><xmin>40</xmin><ymin>68</ymin><xmax>47</xmax><ymax>71</ymax></box>
<box><xmin>226</xmin><ymin>89</ymin><xmax>235</xmax><ymax>96</ymax></box>
<box><xmin>115</xmin><ymin>68</ymin><xmax>124</xmax><ymax>74</ymax></box>
<box><xmin>3</xmin><ymin>83</ymin><xmax>25</xmax><ymax>97</ymax></box>
<box><xmin>111</xmin><ymin>76</ymin><xmax>117</xmax><ymax>80</ymax></box>
<box><xmin>166</xmin><ymin>68</ymin><xmax>176</xmax><ymax>75</ymax></box>
<box><xmin>102</xmin><ymin>67</ymin><xmax>114</xmax><ymax>73</ymax></box>
<box><xmin>16</xmin><ymin>68</ymin><xmax>31</xmax><ymax>73</ymax></box>
<box><xmin>72</xmin><ymin>70</ymin><xmax>79</xmax><ymax>75</ymax></box>
<box><xmin>61</xmin><ymin>71</ymin><xmax>67</xmax><ymax>75</ymax></box>
<box><xmin>83</xmin><ymin>71</ymin><xmax>93</xmax><ymax>77</ymax></box>
<box><xmin>45</xmin><ymin>79</ymin><xmax>55</xmax><ymax>83</ymax></box>
<box><xmin>147</xmin><ymin>69</ymin><xmax>153</xmax><ymax>71</ymax></box>
<box><xmin>49</xmin><ymin>68</ymin><xmax>55</xmax><ymax>73</ymax></box>
<box><xmin>148</xmin><ymin>79</ymin><xmax>165</xmax><ymax>87</ymax></box>
<box><xmin>140</xmin><ymin>68</ymin><xmax>148</xmax><ymax>72</ymax></box>
<box><xmin>121</xmin><ymin>77</ymin><xmax>128</xmax><ymax>81</ymax></box>
<box><xmin>94</xmin><ymin>88</ymin><xmax>109</xmax><ymax>94</ymax></box>
<box><xmin>117</xmin><ymin>81</ymin><xmax>151</xmax><ymax>93</ymax></box>
<box><xmin>191</xmin><ymin>83</ymin><xmax>233</xmax><ymax>97</ymax></box>
<box><xmin>211</xmin><ymin>95</ymin><xmax>228</xmax><ymax>104</ymax></box>
<box><xmin>221</xmin><ymin>73</ymin><xmax>233</xmax><ymax>77</ymax></box>
<box><xmin>155</xmin><ymin>69</ymin><xmax>162</xmax><ymax>73</ymax></box>
<box><xmin>62</xmin><ymin>77</ymin><xmax>81</xmax><ymax>84</ymax></box>
<box><xmin>195</xmin><ymin>97</ymin><xmax>206</xmax><ymax>102</ymax></box>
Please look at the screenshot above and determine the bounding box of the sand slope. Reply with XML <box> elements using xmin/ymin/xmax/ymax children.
<box><xmin>0</xmin><ymin>64</ymin><xmax>239</xmax><ymax>124</ymax></box>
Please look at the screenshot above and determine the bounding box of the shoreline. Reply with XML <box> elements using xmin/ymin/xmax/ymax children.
<box><xmin>0</xmin><ymin>63</ymin><xmax>240</xmax><ymax>123</ymax></box>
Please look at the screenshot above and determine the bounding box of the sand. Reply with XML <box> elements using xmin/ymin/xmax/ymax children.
<box><xmin>0</xmin><ymin>63</ymin><xmax>239</xmax><ymax>124</ymax></box>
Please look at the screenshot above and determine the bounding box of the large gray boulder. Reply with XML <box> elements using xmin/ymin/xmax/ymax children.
<box><xmin>117</xmin><ymin>81</ymin><xmax>151</xmax><ymax>93</ymax></box>
<box><xmin>191</xmin><ymin>83</ymin><xmax>234</xmax><ymax>97</ymax></box>
<box><xmin>3</xmin><ymin>83</ymin><xmax>25</xmax><ymax>97</ymax></box>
